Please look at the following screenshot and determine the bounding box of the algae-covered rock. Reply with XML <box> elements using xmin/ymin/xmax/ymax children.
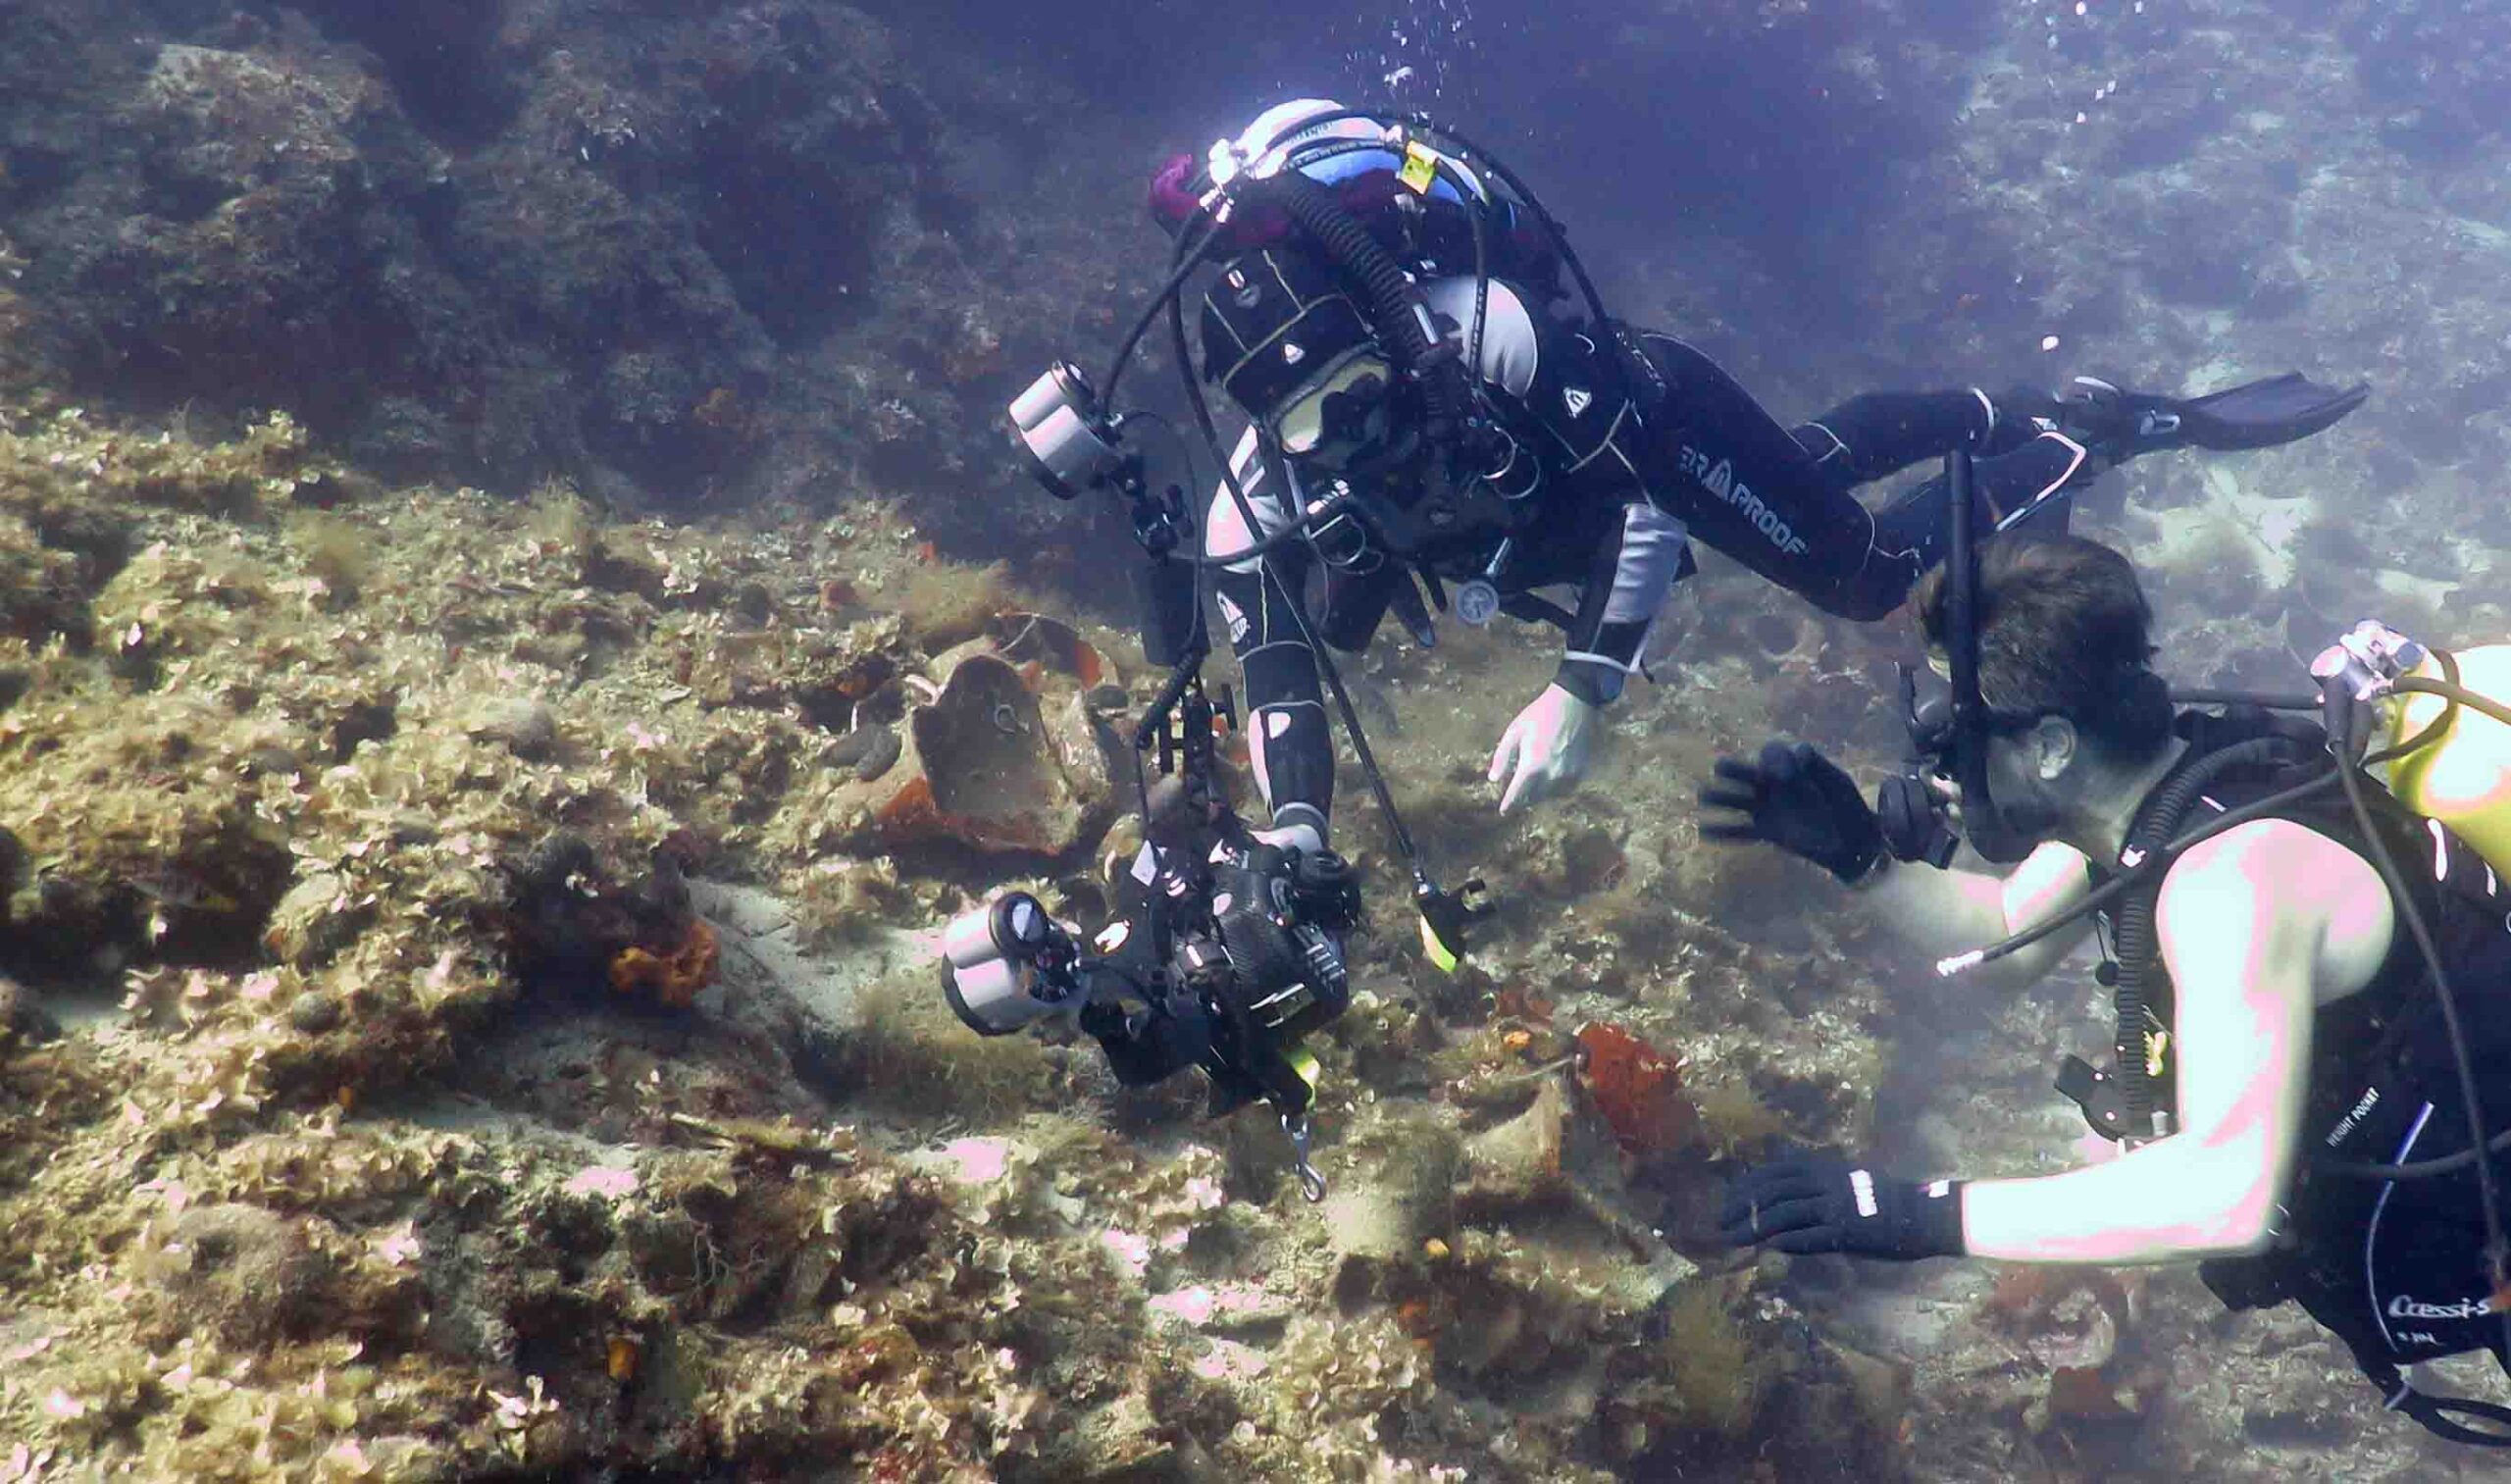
<box><xmin>465</xmin><ymin>695</ymin><xmax>560</xmax><ymax>760</ymax></box>
<box><xmin>133</xmin><ymin>1201</ymin><xmax>339</xmax><ymax>1348</ymax></box>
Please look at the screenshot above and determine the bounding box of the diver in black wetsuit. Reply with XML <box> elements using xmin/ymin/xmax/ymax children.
<box><xmin>1151</xmin><ymin>100</ymin><xmax>2367</xmax><ymax>849</ymax></box>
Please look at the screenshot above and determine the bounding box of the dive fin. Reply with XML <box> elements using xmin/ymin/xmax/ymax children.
<box><xmin>2164</xmin><ymin>372</ymin><xmax>2372</xmax><ymax>452</ymax></box>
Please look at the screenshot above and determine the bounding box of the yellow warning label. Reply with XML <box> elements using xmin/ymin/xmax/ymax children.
<box><xmin>1399</xmin><ymin>142</ymin><xmax>1439</xmax><ymax>195</ymax></box>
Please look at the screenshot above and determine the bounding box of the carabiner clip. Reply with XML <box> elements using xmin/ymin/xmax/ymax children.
<box><xmin>1282</xmin><ymin>1111</ymin><xmax>1327</xmax><ymax>1203</ymax></box>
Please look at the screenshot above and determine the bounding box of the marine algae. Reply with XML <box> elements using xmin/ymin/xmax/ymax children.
<box><xmin>0</xmin><ymin>393</ymin><xmax>1992</xmax><ymax>1480</ymax></box>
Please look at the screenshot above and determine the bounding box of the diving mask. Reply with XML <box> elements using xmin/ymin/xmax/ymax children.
<box><xmin>1272</xmin><ymin>349</ymin><xmax>1397</xmax><ymax>465</ymax></box>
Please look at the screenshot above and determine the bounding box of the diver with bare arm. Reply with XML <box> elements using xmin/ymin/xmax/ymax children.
<box><xmin>1702</xmin><ymin>532</ymin><xmax>2511</xmax><ymax>1448</ymax></box>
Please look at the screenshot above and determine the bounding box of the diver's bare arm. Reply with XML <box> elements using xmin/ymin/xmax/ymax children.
<box><xmin>1960</xmin><ymin>821</ymin><xmax>2345</xmax><ymax>1263</ymax></box>
<box><xmin>1856</xmin><ymin>839</ymin><xmax>2094</xmax><ymax>992</ymax></box>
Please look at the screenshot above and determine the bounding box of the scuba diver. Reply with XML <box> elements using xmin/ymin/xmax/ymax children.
<box><xmin>985</xmin><ymin>100</ymin><xmax>2362</xmax><ymax>1186</ymax></box>
<box><xmin>1702</xmin><ymin>529</ymin><xmax>2511</xmax><ymax>1447</ymax></box>
<box><xmin>1165</xmin><ymin>99</ymin><xmax>2369</xmax><ymax>846</ymax></box>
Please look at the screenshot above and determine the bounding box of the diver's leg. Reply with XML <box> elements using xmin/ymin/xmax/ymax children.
<box><xmin>1791</xmin><ymin>386</ymin><xmax>2054</xmax><ymax>486</ymax></box>
<box><xmin>1206</xmin><ymin>433</ymin><xmax>1335</xmax><ymax>845</ymax></box>
<box><xmin>1865</xmin><ymin>429</ymin><xmax>2093</xmax><ymax>580</ymax></box>
<box><xmin>1632</xmin><ymin>333</ymin><xmax>1923</xmax><ymax>622</ymax></box>
<box><xmin>1635</xmin><ymin>333</ymin><xmax>2103</xmax><ymax>619</ymax></box>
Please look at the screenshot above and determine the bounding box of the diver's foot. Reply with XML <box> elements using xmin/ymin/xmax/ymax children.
<box><xmin>2050</xmin><ymin>372</ymin><xmax>2370</xmax><ymax>461</ymax></box>
<box><xmin>2053</xmin><ymin>377</ymin><xmax>2186</xmax><ymax>463</ymax></box>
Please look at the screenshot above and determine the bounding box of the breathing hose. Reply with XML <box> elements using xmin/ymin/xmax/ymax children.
<box><xmin>1264</xmin><ymin>170</ymin><xmax>1470</xmax><ymax>454</ymax></box>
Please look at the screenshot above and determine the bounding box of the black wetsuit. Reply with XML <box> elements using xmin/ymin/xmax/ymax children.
<box><xmin>1208</xmin><ymin>272</ymin><xmax>2091</xmax><ymax>839</ymax></box>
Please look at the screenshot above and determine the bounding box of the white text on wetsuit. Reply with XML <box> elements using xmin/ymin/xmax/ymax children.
<box><xmin>1675</xmin><ymin>444</ymin><xmax>1811</xmax><ymax>557</ymax></box>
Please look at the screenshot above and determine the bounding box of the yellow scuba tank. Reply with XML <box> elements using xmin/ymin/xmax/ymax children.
<box><xmin>2356</xmin><ymin>630</ymin><xmax>2511</xmax><ymax>880</ymax></box>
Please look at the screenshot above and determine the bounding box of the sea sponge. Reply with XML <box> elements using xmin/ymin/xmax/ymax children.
<box><xmin>1575</xmin><ymin>1021</ymin><xmax>1701</xmax><ymax>1157</ymax></box>
<box><xmin>609</xmin><ymin>918</ymin><xmax>719</xmax><ymax>1008</ymax></box>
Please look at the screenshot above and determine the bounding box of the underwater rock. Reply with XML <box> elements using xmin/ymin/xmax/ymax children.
<box><xmin>1319</xmin><ymin>1114</ymin><xmax>1462</xmax><ymax>1291</ymax></box>
<box><xmin>0</xmin><ymin>514</ymin><xmax>91</xmax><ymax>645</ymax></box>
<box><xmin>264</xmin><ymin>871</ymin><xmax>371</xmax><ymax>970</ymax></box>
<box><xmin>1460</xmin><ymin>1079</ymin><xmax>1570</xmax><ymax>1205</ymax></box>
<box><xmin>286</xmin><ymin>989</ymin><xmax>343</xmax><ymax>1035</ymax></box>
<box><xmin>466</xmin><ymin>696</ymin><xmax>560</xmax><ymax>760</ymax></box>
<box><xmin>830</xmin><ymin>723</ymin><xmax>901</xmax><ymax>783</ymax></box>
<box><xmin>135</xmin><ymin>1202</ymin><xmax>337</xmax><ymax>1349</ymax></box>
<box><xmin>1056</xmin><ymin>1388</ymin><xmax>1175</xmax><ymax>1480</ymax></box>
<box><xmin>0</xmin><ymin>971</ymin><xmax>59</xmax><ymax>1048</ymax></box>
<box><xmin>503</xmin><ymin>832</ymin><xmax>715</xmax><ymax>1006</ymax></box>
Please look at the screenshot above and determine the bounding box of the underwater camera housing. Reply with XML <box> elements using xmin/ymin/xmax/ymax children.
<box><xmin>937</xmin><ymin>673</ymin><xmax>1362</xmax><ymax>1200</ymax></box>
<box><xmin>937</xmin><ymin>834</ymin><xmax>1359</xmax><ymax>1085</ymax></box>
<box><xmin>940</xmin><ymin>892</ymin><xmax>1085</xmax><ymax>1035</ymax></box>
<box><xmin>1009</xmin><ymin>360</ymin><xmax>1131</xmax><ymax>502</ymax></box>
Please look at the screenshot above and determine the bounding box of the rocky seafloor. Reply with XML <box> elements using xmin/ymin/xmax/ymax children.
<box><xmin>0</xmin><ymin>407</ymin><xmax>2487</xmax><ymax>1482</ymax></box>
<box><xmin>2</xmin><ymin>0</ymin><xmax>2509</xmax><ymax>1480</ymax></box>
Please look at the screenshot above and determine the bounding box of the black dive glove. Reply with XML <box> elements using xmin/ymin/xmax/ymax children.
<box><xmin>1720</xmin><ymin>1157</ymin><xmax>1968</xmax><ymax>1261</ymax></box>
<box><xmin>1698</xmin><ymin>742</ymin><xmax>1885</xmax><ymax>884</ymax></box>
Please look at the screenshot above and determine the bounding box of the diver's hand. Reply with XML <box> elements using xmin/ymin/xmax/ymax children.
<box><xmin>1488</xmin><ymin>684</ymin><xmax>1595</xmax><ymax>814</ymax></box>
<box><xmin>1720</xmin><ymin>1157</ymin><xmax>1967</xmax><ymax>1260</ymax></box>
<box><xmin>1697</xmin><ymin>741</ymin><xmax>1884</xmax><ymax>884</ymax></box>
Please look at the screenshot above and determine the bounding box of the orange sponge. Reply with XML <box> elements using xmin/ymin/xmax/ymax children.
<box><xmin>608</xmin><ymin>918</ymin><xmax>719</xmax><ymax>1008</ymax></box>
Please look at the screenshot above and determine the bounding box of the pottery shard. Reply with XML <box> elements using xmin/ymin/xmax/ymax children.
<box><xmin>859</xmin><ymin>652</ymin><xmax>1109</xmax><ymax>855</ymax></box>
<box><xmin>989</xmin><ymin>612</ymin><xmax>1115</xmax><ymax>690</ymax></box>
<box><xmin>1460</xmin><ymin>1080</ymin><xmax>1571</xmax><ymax>1205</ymax></box>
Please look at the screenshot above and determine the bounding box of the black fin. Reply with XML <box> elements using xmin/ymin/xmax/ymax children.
<box><xmin>2164</xmin><ymin>373</ymin><xmax>2371</xmax><ymax>452</ymax></box>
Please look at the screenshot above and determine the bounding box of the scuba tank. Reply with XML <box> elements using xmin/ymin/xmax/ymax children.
<box><xmin>2364</xmin><ymin>634</ymin><xmax>2511</xmax><ymax>882</ymax></box>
